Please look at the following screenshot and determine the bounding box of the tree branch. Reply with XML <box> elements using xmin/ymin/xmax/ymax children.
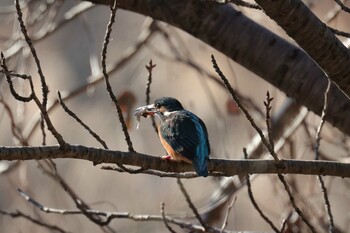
<box><xmin>82</xmin><ymin>0</ymin><xmax>350</xmax><ymax>136</ymax></box>
<box><xmin>0</xmin><ymin>145</ymin><xmax>349</xmax><ymax>177</ymax></box>
<box><xmin>255</xmin><ymin>0</ymin><xmax>350</xmax><ymax>99</ymax></box>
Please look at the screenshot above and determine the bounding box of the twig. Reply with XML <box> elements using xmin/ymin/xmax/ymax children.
<box><xmin>211</xmin><ymin>54</ymin><xmax>280</xmax><ymax>164</ymax></box>
<box><xmin>177</xmin><ymin>178</ymin><xmax>207</xmax><ymax>230</ymax></box>
<box><xmin>101</xmin><ymin>0</ymin><xmax>134</xmax><ymax>152</ymax></box>
<box><xmin>325</xmin><ymin>0</ymin><xmax>349</xmax><ymax>23</ymax></box>
<box><xmin>40</xmin><ymin>114</ymin><xmax>46</xmax><ymax>145</ymax></box>
<box><xmin>318</xmin><ymin>175</ymin><xmax>334</xmax><ymax>232</ymax></box>
<box><xmin>244</xmin><ymin>148</ymin><xmax>280</xmax><ymax>233</ymax></box>
<box><xmin>328</xmin><ymin>26</ymin><xmax>350</xmax><ymax>38</ymax></box>
<box><xmin>23</xmin><ymin>24</ymin><xmax>156</xmax><ymax>142</ymax></box>
<box><xmin>57</xmin><ymin>90</ymin><xmax>108</xmax><ymax>149</ymax></box>
<box><xmin>33</xmin><ymin>165</ymin><xmax>117</xmax><ymax>230</ymax></box>
<box><xmin>264</xmin><ymin>91</ymin><xmax>275</xmax><ymax>150</ymax></box>
<box><xmin>1</xmin><ymin>53</ymin><xmax>67</xmax><ymax>148</ymax></box>
<box><xmin>212</xmin><ymin>55</ymin><xmax>316</xmax><ymax>232</ymax></box>
<box><xmin>145</xmin><ymin>59</ymin><xmax>158</xmax><ymax>133</ymax></box>
<box><xmin>314</xmin><ymin>79</ymin><xmax>331</xmax><ymax>160</ymax></box>
<box><xmin>277</xmin><ymin>173</ymin><xmax>317</xmax><ymax>233</ymax></box>
<box><xmin>0</xmin><ymin>97</ymin><xmax>28</xmax><ymax>145</ymax></box>
<box><xmin>334</xmin><ymin>0</ymin><xmax>350</xmax><ymax>13</ymax></box>
<box><xmin>220</xmin><ymin>196</ymin><xmax>237</xmax><ymax>232</ymax></box>
<box><xmin>314</xmin><ymin>78</ymin><xmax>335</xmax><ymax>233</ymax></box>
<box><xmin>0</xmin><ymin>209</ymin><xmax>68</xmax><ymax>233</ymax></box>
<box><xmin>15</xmin><ymin>0</ymin><xmax>49</xmax><ymax>110</ymax></box>
<box><xmin>0</xmin><ymin>54</ymin><xmax>34</xmax><ymax>102</ymax></box>
<box><xmin>16</xmin><ymin>189</ymin><xmax>229</xmax><ymax>232</ymax></box>
<box><xmin>161</xmin><ymin>202</ymin><xmax>177</xmax><ymax>233</ymax></box>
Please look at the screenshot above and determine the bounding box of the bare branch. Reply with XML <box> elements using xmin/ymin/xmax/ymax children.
<box><xmin>0</xmin><ymin>54</ymin><xmax>34</xmax><ymax>102</ymax></box>
<box><xmin>16</xmin><ymin>189</ymin><xmax>237</xmax><ymax>233</ymax></box>
<box><xmin>244</xmin><ymin>149</ymin><xmax>280</xmax><ymax>233</ymax></box>
<box><xmin>1</xmin><ymin>53</ymin><xmax>67</xmax><ymax>148</ymax></box>
<box><xmin>211</xmin><ymin>54</ymin><xmax>280</xmax><ymax>164</ymax></box>
<box><xmin>14</xmin><ymin>0</ymin><xmax>49</xmax><ymax>110</ymax></box>
<box><xmin>314</xmin><ymin>78</ymin><xmax>335</xmax><ymax>232</ymax></box>
<box><xmin>145</xmin><ymin>59</ymin><xmax>158</xmax><ymax>133</ymax></box>
<box><xmin>277</xmin><ymin>173</ymin><xmax>316</xmax><ymax>232</ymax></box>
<box><xmin>334</xmin><ymin>0</ymin><xmax>350</xmax><ymax>13</ymax></box>
<box><xmin>23</xmin><ymin>23</ymin><xmax>156</xmax><ymax>141</ymax></box>
<box><xmin>0</xmin><ymin>209</ymin><xmax>68</xmax><ymax>233</ymax></box>
<box><xmin>100</xmin><ymin>0</ymin><xmax>134</xmax><ymax>152</ymax></box>
<box><xmin>264</xmin><ymin>91</ymin><xmax>275</xmax><ymax>150</ymax></box>
<box><xmin>57</xmin><ymin>90</ymin><xmax>108</xmax><ymax>149</ymax></box>
<box><xmin>161</xmin><ymin>202</ymin><xmax>177</xmax><ymax>233</ymax></box>
<box><xmin>0</xmin><ymin>145</ymin><xmax>350</xmax><ymax>177</ymax></box>
<box><xmin>177</xmin><ymin>178</ymin><xmax>207</xmax><ymax>230</ymax></box>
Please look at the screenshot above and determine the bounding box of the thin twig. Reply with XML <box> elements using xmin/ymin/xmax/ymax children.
<box><xmin>0</xmin><ymin>54</ymin><xmax>34</xmax><ymax>102</ymax></box>
<box><xmin>0</xmin><ymin>209</ymin><xmax>68</xmax><ymax>233</ymax></box>
<box><xmin>264</xmin><ymin>91</ymin><xmax>275</xmax><ymax>150</ymax></box>
<box><xmin>212</xmin><ymin>55</ymin><xmax>316</xmax><ymax>232</ymax></box>
<box><xmin>334</xmin><ymin>0</ymin><xmax>350</xmax><ymax>13</ymax></box>
<box><xmin>314</xmin><ymin>78</ymin><xmax>335</xmax><ymax>233</ymax></box>
<box><xmin>1</xmin><ymin>53</ymin><xmax>67</xmax><ymax>148</ymax></box>
<box><xmin>0</xmin><ymin>97</ymin><xmax>28</xmax><ymax>145</ymax></box>
<box><xmin>277</xmin><ymin>173</ymin><xmax>317</xmax><ymax>233</ymax></box>
<box><xmin>220</xmin><ymin>196</ymin><xmax>237</xmax><ymax>232</ymax></box>
<box><xmin>101</xmin><ymin>0</ymin><xmax>135</xmax><ymax>152</ymax></box>
<box><xmin>16</xmin><ymin>189</ymin><xmax>227</xmax><ymax>232</ymax></box>
<box><xmin>15</xmin><ymin>0</ymin><xmax>49</xmax><ymax>110</ymax></box>
<box><xmin>161</xmin><ymin>202</ymin><xmax>177</xmax><ymax>233</ymax></box>
<box><xmin>177</xmin><ymin>178</ymin><xmax>207</xmax><ymax>231</ymax></box>
<box><xmin>314</xmin><ymin>79</ymin><xmax>331</xmax><ymax>160</ymax></box>
<box><xmin>40</xmin><ymin>114</ymin><xmax>46</xmax><ymax>145</ymax></box>
<box><xmin>211</xmin><ymin>54</ymin><xmax>280</xmax><ymax>164</ymax></box>
<box><xmin>145</xmin><ymin>59</ymin><xmax>158</xmax><ymax>133</ymax></box>
<box><xmin>244</xmin><ymin>148</ymin><xmax>280</xmax><ymax>233</ymax></box>
<box><xmin>23</xmin><ymin>23</ymin><xmax>156</xmax><ymax>141</ymax></box>
<box><xmin>33</xmin><ymin>165</ymin><xmax>116</xmax><ymax>230</ymax></box>
<box><xmin>329</xmin><ymin>26</ymin><xmax>350</xmax><ymax>38</ymax></box>
<box><xmin>57</xmin><ymin>90</ymin><xmax>108</xmax><ymax>149</ymax></box>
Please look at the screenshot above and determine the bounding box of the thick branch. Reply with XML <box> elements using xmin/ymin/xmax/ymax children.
<box><xmin>0</xmin><ymin>145</ymin><xmax>349</xmax><ymax>178</ymax></box>
<box><xmin>255</xmin><ymin>0</ymin><xmax>350</xmax><ymax>99</ymax></box>
<box><xmin>83</xmin><ymin>0</ymin><xmax>350</xmax><ymax>136</ymax></box>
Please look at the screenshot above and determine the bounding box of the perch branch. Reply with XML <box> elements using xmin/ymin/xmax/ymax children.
<box><xmin>0</xmin><ymin>145</ymin><xmax>349</xmax><ymax>178</ymax></box>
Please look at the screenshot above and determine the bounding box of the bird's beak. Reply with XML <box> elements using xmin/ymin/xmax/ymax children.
<box><xmin>134</xmin><ymin>104</ymin><xmax>157</xmax><ymax>118</ymax></box>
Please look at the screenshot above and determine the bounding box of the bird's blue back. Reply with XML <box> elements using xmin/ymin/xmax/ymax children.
<box><xmin>159</xmin><ymin>110</ymin><xmax>210</xmax><ymax>176</ymax></box>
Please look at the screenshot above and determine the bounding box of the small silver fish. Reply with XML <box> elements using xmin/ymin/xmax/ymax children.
<box><xmin>134</xmin><ymin>104</ymin><xmax>156</xmax><ymax>130</ymax></box>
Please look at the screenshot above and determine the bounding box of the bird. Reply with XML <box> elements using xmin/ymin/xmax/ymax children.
<box><xmin>135</xmin><ymin>97</ymin><xmax>210</xmax><ymax>177</ymax></box>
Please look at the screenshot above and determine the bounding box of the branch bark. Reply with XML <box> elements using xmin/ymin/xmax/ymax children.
<box><xmin>82</xmin><ymin>0</ymin><xmax>350</xmax><ymax>136</ymax></box>
<box><xmin>255</xmin><ymin>0</ymin><xmax>350</xmax><ymax>99</ymax></box>
<box><xmin>1</xmin><ymin>145</ymin><xmax>349</xmax><ymax>178</ymax></box>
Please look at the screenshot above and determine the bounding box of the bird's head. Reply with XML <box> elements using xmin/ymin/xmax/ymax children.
<box><xmin>134</xmin><ymin>97</ymin><xmax>184</xmax><ymax>118</ymax></box>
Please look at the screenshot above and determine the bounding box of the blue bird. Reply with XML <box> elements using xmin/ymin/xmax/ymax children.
<box><xmin>135</xmin><ymin>97</ymin><xmax>210</xmax><ymax>177</ymax></box>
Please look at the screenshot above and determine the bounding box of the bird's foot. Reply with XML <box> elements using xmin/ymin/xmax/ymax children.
<box><xmin>161</xmin><ymin>155</ymin><xmax>175</xmax><ymax>161</ymax></box>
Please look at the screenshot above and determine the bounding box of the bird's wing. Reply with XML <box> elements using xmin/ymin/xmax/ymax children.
<box><xmin>160</xmin><ymin>111</ymin><xmax>200</xmax><ymax>161</ymax></box>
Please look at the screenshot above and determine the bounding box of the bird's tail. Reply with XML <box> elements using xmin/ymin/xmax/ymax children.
<box><xmin>193</xmin><ymin>157</ymin><xmax>208</xmax><ymax>177</ymax></box>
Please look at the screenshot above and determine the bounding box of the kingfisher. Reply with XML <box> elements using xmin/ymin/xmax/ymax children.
<box><xmin>135</xmin><ymin>97</ymin><xmax>210</xmax><ymax>177</ymax></box>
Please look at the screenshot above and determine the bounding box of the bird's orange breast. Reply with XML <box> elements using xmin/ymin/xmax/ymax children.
<box><xmin>158</xmin><ymin>126</ymin><xmax>192</xmax><ymax>164</ymax></box>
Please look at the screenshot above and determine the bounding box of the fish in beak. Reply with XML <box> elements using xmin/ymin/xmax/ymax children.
<box><xmin>134</xmin><ymin>104</ymin><xmax>157</xmax><ymax>129</ymax></box>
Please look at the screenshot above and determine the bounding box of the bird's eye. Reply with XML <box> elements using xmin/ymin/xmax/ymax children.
<box><xmin>155</xmin><ymin>103</ymin><xmax>160</xmax><ymax>108</ymax></box>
